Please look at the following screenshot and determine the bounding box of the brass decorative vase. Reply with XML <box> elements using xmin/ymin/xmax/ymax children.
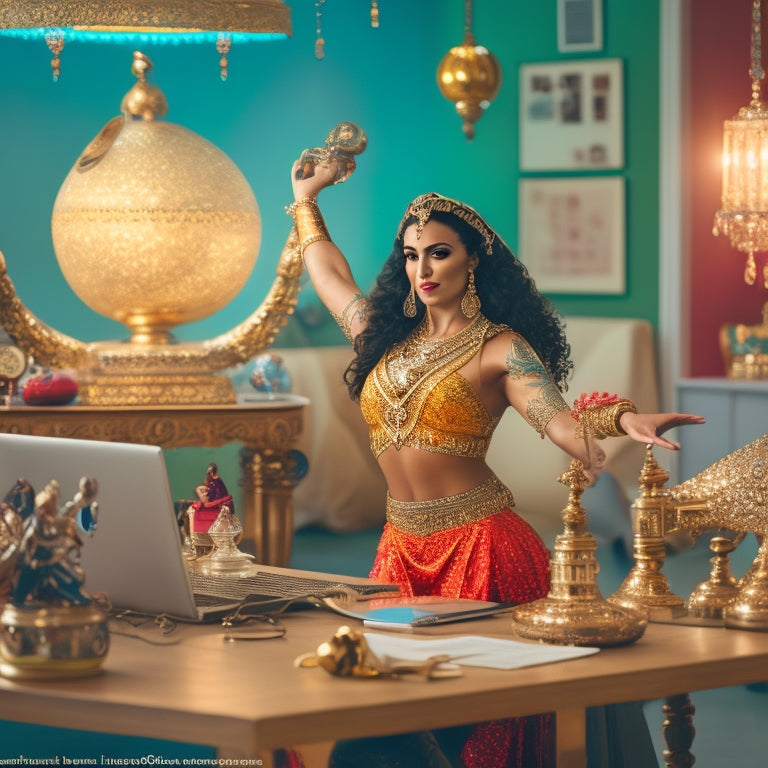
<box><xmin>0</xmin><ymin>602</ymin><xmax>109</xmax><ymax>680</ymax></box>
<box><xmin>511</xmin><ymin>460</ymin><xmax>647</xmax><ymax>647</ymax></box>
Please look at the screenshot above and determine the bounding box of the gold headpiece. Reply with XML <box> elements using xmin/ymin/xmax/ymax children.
<box><xmin>397</xmin><ymin>193</ymin><xmax>496</xmax><ymax>255</ymax></box>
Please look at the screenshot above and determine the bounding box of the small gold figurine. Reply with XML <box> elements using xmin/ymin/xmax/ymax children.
<box><xmin>295</xmin><ymin>625</ymin><xmax>461</xmax><ymax>679</ymax></box>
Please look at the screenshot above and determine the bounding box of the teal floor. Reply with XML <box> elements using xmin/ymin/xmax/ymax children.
<box><xmin>290</xmin><ymin>525</ymin><xmax>768</xmax><ymax>768</ymax></box>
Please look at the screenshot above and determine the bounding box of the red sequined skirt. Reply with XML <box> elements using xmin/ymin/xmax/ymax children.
<box><xmin>369</xmin><ymin>497</ymin><xmax>554</xmax><ymax>768</ymax></box>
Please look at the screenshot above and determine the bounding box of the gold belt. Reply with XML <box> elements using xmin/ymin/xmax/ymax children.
<box><xmin>385</xmin><ymin>475</ymin><xmax>514</xmax><ymax>536</ymax></box>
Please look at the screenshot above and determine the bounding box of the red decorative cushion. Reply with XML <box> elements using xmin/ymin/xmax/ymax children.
<box><xmin>22</xmin><ymin>372</ymin><xmax>79</xmax><ymax>406</ymax></box>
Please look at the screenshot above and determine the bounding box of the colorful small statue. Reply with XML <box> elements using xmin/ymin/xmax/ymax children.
<box><xmin>185</xmin><ymin>462</ymin><xmax>236</xmax><ymax>555</ymax></box>
<box><xmin>0</xmin><ymin>477</ymin><xmax>98</xmax><ymax>608</ymax></box>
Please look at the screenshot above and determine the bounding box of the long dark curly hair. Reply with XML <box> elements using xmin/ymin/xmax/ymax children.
<box><xmin>344</xmin><ymin>198</ymin><xmax>573</xmax><ymax>400</ymax></box>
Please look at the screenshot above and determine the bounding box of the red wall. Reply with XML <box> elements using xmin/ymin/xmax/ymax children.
<box><xmin>688</xmin><ymin>0</ymin><xmax>768</xmax><ymax>376</ymax></box>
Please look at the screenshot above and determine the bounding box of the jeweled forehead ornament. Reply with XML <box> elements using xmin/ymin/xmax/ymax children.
<box><xmin>397</xmin><ymin>192</ymin><xmax>496</xmax><ymax>255</ymax></box>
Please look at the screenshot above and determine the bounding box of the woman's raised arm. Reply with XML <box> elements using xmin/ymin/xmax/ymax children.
<box><xmin>289</xmin><ymin>159</ymin><xmax>368</xmax><ymax>342</ymax></box>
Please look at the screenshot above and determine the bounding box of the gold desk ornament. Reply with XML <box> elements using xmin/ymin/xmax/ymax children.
<box><xmin>719</xmin><ymin>301</ymin><xmax>768</xmax><ymax>379</ymax></box>
<box><xmin>609</xmin><ymin>436</ymin><xmax>768</xmax><ymax>631</ymax></box>
<box><xmin>294</xmin><ymin>625</ymin><xmax>461</xmax><ymax>680</ymax></box>
<box><xmin>0</xmin><ymin>50</ymin><xmax>366</xmax><ymax>406</ymax></box>
<box><xmin>510</xmin><ymin>460</ymin><xmax>648</xmax><ymax>648</ymax></box>
<box><xmin>0</xmin><ymin>476</ymin><xmax>109</xmax><ymax>679</ymax></box>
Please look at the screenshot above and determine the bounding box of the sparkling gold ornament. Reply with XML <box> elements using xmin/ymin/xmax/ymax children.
<box><xmin>510</xmin><ymin>459</ymin><xmax>647</xmax><ymax>647</ymax></box>
<box><xmin>610</xmin><ymin>436</ymin><xmax>768</xmax><ymax>631</ymax></box>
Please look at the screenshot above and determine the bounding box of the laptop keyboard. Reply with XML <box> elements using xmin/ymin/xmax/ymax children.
<box><xmin>189</xmin><ymin>569</ymin><xmax>399</xmax><ymax>602</ymax></box>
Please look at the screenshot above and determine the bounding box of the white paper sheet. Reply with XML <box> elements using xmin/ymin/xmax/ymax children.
<box><xmin>364</xmin><ymin>632</ymin><xmax>600</xmax><ymax>670</ymax></box>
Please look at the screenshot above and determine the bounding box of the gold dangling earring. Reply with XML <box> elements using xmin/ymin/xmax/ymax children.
<box><xmin>461</xmin><ymin>270</ymin><xmax>481</xmax><ymax>318</ymax></box>
<box><xmin>403</xmin><ymin>285</ymin><xmax>417</xmax><ymax>318</ymax></box>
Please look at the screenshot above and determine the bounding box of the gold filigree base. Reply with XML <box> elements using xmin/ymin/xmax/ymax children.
<box><xmin>0</xmin><ymin>603</ymin><xmax>109</xmax><ymax>680</ymax></box>
<box><xmin>608</xmin><ymin>554</ymin><xmax>687</xmax><ymax>622</ymax></box>
<box><xmin>512</xmin><ymin>596</ymin><xmax>647</xmax><ymax>648</ymax></box>
<box><xmin>686</xmin><ymin>536</ymin><xmax>740</xmax><ymax>621</ymax></box>
<box><xmin>78</xmin><ymin>372</ymin><xmax>236</xmax><ymax>406</ymax></box>
<box><xmin>724</xmin><ymin>541</ymin><xmax>768</xmax><ymax>630</ymax></box>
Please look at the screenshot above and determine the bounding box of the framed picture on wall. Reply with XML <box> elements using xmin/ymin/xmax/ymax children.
<box><xmin>519</xmin><ymin>58</ymin><xmax>623</xmax><ymax>171</ymax></box>
<box><xmin>517</xmin><ymin>176</ymin><xmax>625</xmax><ymax>295</ymax></box>
<box><xmin>557</xmin><ymin>0</ymin><xmax>603</xmax><ymax>53</ymax></box>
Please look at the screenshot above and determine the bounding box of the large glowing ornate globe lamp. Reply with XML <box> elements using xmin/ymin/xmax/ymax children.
<box><xmin>0</xmin><ymin>53</ymin><xmax>368</xmax><ymax>407</ymax></box>
<box><xmin>52</xmin><ymin>53</ymin><xmax>260</xmax><ymax>346</ymax></box>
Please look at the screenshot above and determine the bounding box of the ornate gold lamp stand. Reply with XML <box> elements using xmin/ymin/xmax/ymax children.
<box><xmin>511</xmin><ymin>460</ymin><xmax>647</xmax><ymax>647</ymax></box>
<box><xmin>610</xmin><ymin>437</ymin><xmax>768</xmax><ymax>631</ymax></box>
<box><xmin>608</xmin><ymin>448</ymin><xmax>688</xmax><ymax>620</ymax></box>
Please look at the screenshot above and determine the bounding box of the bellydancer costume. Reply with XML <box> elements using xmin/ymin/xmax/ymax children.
<box><xmin>288</xmin><ymin>190</ymin><xmax>655</xmax><ymax>768</ymax></box>
<box><xmin>357</xmin><ymin>313</ymin><xmax>560</xmax><ymax>768</ymax></box>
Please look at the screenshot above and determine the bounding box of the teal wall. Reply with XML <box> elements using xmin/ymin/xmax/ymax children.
<box><xmin>0</xmin><ymin>0</ymin><xmax>660</xmax><ymax>352</ymax></box>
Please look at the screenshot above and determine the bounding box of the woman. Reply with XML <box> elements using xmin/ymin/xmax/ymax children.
<box><xmin>287</xmin><ymin>161</ymin><xmax>704</xmax><ymax>768</ymax></box>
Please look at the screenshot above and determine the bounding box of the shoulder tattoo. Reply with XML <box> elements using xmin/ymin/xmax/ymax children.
<box><xmin>505</xmin><ymin>335</ymin><xmax>569</xmax><ymax>437</ymax></box>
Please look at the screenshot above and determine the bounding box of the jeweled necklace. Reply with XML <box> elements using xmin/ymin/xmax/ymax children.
<box><xmin>376</xmin><ymin>314</ymin><xmax>490</xmax><ymax>447</ymax></box>
<box><xmin>385</xmin><ymin>314</ymin><xmax>487</xmax><ymax>393</ymax></box>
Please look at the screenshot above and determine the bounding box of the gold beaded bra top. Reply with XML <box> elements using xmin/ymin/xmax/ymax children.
<box><xmin>360</xmin><ymin>314</ymin><xmax>508</xmax><ymax>458</ymax></box>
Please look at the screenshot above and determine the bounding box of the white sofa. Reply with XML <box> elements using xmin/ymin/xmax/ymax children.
<box><xmin>276</xmin><ymin>317</ymin><xmax>660</xmax><ymax>550</ymax></box>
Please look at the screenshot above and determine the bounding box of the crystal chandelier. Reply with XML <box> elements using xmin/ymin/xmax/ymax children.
<box><xmin>713</xmin><ymin>0</ymin><xmax>768</xmax><ymax>287</ymax></box>
<box><xmin>0</xmin><ymin>0</ymin><xmax>292</xmax><ymax>79</ymax></box>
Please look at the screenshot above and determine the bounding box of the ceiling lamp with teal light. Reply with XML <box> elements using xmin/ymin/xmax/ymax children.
<box><xmin>0</xmin><ymin>0</ymin><xmax>292</xmax><ymax>79</ymax></box>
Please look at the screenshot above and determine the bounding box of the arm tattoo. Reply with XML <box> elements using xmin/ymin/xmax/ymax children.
<box><xmin>332</xmin><ymin>292</ymin><xmax>369</xmax><ymax>343</ymax></box>
<box><xmin>505</xmin><ymin>335</ymin><xmax>569</xmax><ymax>438</ymax></box>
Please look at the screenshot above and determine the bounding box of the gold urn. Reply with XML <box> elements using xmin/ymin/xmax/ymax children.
<box><xmin>0</xmin><ymin>603</ymin><xmax>109</xmax><ymax>680</ymax></box>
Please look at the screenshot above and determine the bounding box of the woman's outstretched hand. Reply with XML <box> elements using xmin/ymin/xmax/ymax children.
<box><xmin>619</xmin><ymin>412</ymin><xmax>706</xmax><ymax>450</ymax></box>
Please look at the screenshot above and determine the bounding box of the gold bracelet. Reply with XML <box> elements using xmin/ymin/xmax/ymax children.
<box><xmin>286</xmin><ymin>197</ymin><xmax>331</xmax><ymax>255</ymax></box>
<box><xmin>576</xmin><ymin>398</ymin><xmax>637</xmax><ymax>439</ymax></box>
<box><xmin>331</xmin><ymin>292</ymin><xmax>369</xmax><ymax>343</ymax></box>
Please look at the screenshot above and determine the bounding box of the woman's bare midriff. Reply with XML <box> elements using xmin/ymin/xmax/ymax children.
<box><xmin>376</xmin><ymin>446</ymin><xmax>494</xmax><ymax>502</ymax></box>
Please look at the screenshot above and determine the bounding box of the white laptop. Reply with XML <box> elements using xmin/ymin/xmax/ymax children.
<box><xmin>0</xmin><ymin>433</ymin><xmax>398</xmax><ymax>622</ymax></box>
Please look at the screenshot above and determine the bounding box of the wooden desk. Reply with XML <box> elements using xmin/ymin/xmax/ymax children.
<box><xmin>0</xmin><ymin>397</ymin><xmax>308</xmax><ymax>566</ymax></box>
<box><xmin>0</xmin><ymin>611</ymin><xmax>765</xmax><ymax>767</ymax></box>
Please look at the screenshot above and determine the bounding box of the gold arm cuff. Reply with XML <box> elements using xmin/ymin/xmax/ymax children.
<box><xmin>385</xmin><ymin>475</ymin><xmax>513</xmax><ymax>536</ymax></box>
<box><xmin>578</xmin><ymin>399</ymin><xmax>638</xmax><ymax>439</ymax></box>
<box><xmin>287</xmin><ymin>197</ymin><xmax>331</xmax><ymax>255</ymax></box>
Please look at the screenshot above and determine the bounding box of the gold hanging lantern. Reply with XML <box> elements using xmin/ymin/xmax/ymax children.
<box><xmin>713</xmin><ymin>0</ymin><xmax>768</xmax><ymax>288</ymax></box>
<box><xmin>436</xmin><ymin>0</ymin><xmax>501</xmax><ymax>141</ymax></box>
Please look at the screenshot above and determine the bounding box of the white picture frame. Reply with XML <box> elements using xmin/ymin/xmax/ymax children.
<box><xmin>518</xmin><ymin>177</ymin><xmax>625</xmax><ymax>295</ymax></box>
<box><xmin>558</xmin><ymin>0</ymin><xmax>603</xmax><ymax>53</ymax></box>
<box><xmin>519</xmin><ymin>58</ymin><xmax>623</xmax><ymax>171</ymax></box>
